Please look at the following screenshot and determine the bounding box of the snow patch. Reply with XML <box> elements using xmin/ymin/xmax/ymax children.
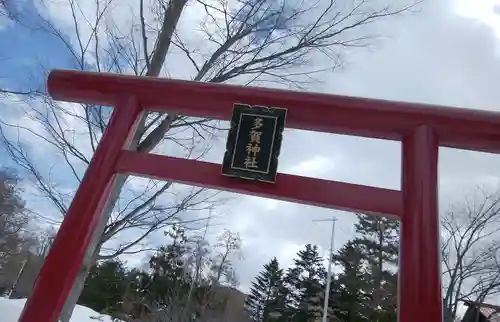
<box><xmin>0</xmin><ymin>298</ymin><xmax>118</xmax><ymax>322</ymax></box>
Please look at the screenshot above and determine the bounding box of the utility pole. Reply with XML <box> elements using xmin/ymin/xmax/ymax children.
<box><xmin>313</xmin><ymin>217</ymin><xmax>338</xmax><ymax>322</ymax></box>
<box><xmin>7</xmin><ymin>258</ymin><xmax>27</xmax><ymax>299</ymax></box>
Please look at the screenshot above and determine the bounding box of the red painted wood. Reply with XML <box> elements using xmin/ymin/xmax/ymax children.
<box><xmin>48</xmin><ymin>69</ymin><xmax>500</xmax><ymax>153</ymax></box>
<box><xmin>18</xmin><ymin>98</ymin><xmax>143</xmax><ymax>322</ymax></box>
<box><xmin>116</xmin><ymin>151</ymin><xmax>403</xmax><ymax>218</ymax></box>
<box><xmin>399</xmin><ymin>126</ymin><xmax>441</xmax><ymax>322</ymax></box>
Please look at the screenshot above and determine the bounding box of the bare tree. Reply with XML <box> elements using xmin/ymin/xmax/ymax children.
<box><xmin>0</xmin><ymin>168</ymin><xmax>27</xmax><ymax>267</ymax></box>
<box><xmin>164</xmin><ymin>227</ymin><xmax>243</xmax><ymax>322</ymax></box>
<box><xmin>209</xmin><ymin>229</ymin><xmax>242</xmax><ymax>287</ymax></box>
<box><xmin>181</xmin><ymin>229</ymin><xmax>243</xmax><ymax>322</ymax></box>
<box><xmin>0</xmin><ymin>0</ymin><xmax>14</xmax><ymax>20</ymax></box>
<box><xmin>182</xmin><ymin>209</ymin><xmax>214</xmax><ymax>320</ymax></box>
<box><xmin>114</xmin><ymin>226</ymin><xmax>244</xmax><ymax>322</ymax></box>
<box><xmin>441</xmin><ymin>188</ymin><xmax>500</xmax><ymax>320</ymax></box>
<box><xmin>0</xmin><ymin>168</ymin><xmax>32</xmax><ymax>296</ymax></box>
<box><xmin>0</xmin><ymin>0</ymin><xmax>416</xmax><ymax>320</ymax></box>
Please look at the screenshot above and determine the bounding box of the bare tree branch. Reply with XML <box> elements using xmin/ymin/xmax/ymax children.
<box><xmin>441</xmin><ymin>188</ymin><xmax>500</xmax><ymax>319</ymax></box>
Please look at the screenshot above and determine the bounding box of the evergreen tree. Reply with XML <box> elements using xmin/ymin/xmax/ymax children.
<box><xmin>333</xmin><ymin>241</ymin><xmax>371</xmax><ymax>322</ymax></box>
<box><xmin>284</xmin><ymin>244</ymin><xmax>327</xmax><ymax>322</ymax></box>
<box><xmin>147</xmin><ymin>224</ymin><xmax>193</xmax><ymax>307</ymax></box>
<box><xmin>79</xmin><ymin>260</ymin><xmax>128</xmax><ymax>316</ymax></box>
<box><xmin>116</xmin><ymin>225</ymin><xmax>196</xmax><ymax>320</ymax></box>
<box><xmin>245</xmin><ymin>257</ymin><xmax>284</xmax><ymax>322</ymax></box>
<box><xmin>339</xmin><ymin>213</ymin><xmax>399</xmax><ymax>322</ymax></box>
<box><xmin>355</xmin><ymin>213</ymin><xmax>399</xmax><ymax>322</ymax></box>
<box><xmin>353</xmin><ymin>213</ymin><xmax>399</xmax><ymax>267</ymax></box>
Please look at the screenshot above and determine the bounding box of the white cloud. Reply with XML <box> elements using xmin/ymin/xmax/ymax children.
<box><xmin>287</xmin><ymin>155</ymin><xmax>337</xmax><ymax>177</ymax></box>
<box><xmin>455</xmin><ymin>0</ymin><xmax>500</xmax><ymax>39</ymax></box>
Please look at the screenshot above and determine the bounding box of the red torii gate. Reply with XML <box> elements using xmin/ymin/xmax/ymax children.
<box><xmin>18</xmin><ymin>69</ymin><xmax>500</xmax><ymax>322</ymax></box>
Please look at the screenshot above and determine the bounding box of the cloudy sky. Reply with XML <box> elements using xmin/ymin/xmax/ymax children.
<box><xmin>1</xmin><ymin>0</ymin><xmax>500</xmax><ymax>294</ymax></box>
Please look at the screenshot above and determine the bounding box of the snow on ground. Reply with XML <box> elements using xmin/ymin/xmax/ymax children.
<box><xmin>1</xmin><ymin>298</ymin><xmax>117</xmax><ymax>322</ymax></box>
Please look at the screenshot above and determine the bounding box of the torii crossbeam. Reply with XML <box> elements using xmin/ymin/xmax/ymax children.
<box><xmin>19</xmin><ymin>69</ymin><xmax>500</xmax><ymax>322</ymax></box>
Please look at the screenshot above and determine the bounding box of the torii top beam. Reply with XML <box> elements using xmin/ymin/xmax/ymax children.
<box><xmin>48</xmin><ymin>69</ymin><xmax>500</xmax><ymax>154</ymax></box>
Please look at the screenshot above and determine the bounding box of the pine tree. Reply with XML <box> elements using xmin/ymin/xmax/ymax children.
<box><xmin>147</xmin><ymin>224</ymin><xmax>193</xmax><ymax>307</ymax></box>
<box><xmin>79</xmin><ymin>260</ymin><xmax>128</xmax><ymax>316</ymax></box>
<box><xmin>284</xmin><ymin>244</ymin><xmax>327</xmax><ymax>322</ymax></box>
<box><xmin>245</xmin><ymin>257</ymin><xmax>284</xmax><ymax>322</ymax></box>
<box><xmin>351</xmin><ymin>213</ymin><xmax>400</xmax><ymax>322</ymax></box>
<box><xmin>353</xmin><ymin>213</ymin><xmax>399</xmax><ymax>267</ymax></box>
<box><xmin>333</xmin><ymin>241</ymin><xmax>371</xmax><ymax>322</ymax></box>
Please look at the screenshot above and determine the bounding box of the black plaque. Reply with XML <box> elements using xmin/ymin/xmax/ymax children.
<box><xmin>221</xmin><ymin>103</ymin><xmax>287</xmax><ymax>183</ymax></box>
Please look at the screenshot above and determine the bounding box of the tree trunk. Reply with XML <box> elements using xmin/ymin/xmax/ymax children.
<box><xmin>57</xmin><ymin>0</ymin><xmax>188</xmax><ymax>320</ymax></box>
<box><xmin>58</xmin><ymin>172</ymin><xmax>124</xmax><ymax>322</ymax></box>
<box><xmin>58</xmin><ymin>175</ymin><xmax>122</xmax><ymax>321</ymax></box>
<box><xmin>370</xmin><ymin>220</ymin><xmax>384</xmax><ymax>321</ymax></box>
<box><xmin>58</xmin><ymin>250</ymin><xmax>99</xmax><ymax>322</ymax></box>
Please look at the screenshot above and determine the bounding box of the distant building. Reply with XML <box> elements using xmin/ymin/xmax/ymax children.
<box><xmin>461</xmin><ymin>300</ymin><xmax>500</xmax><ymax>322</ymax></box>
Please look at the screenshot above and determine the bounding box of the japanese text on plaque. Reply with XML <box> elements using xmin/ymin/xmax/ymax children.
<box><xmin>244</xmin><ymin>117</ymin><xmax>263</xmax><ymax>169</ymax></box>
